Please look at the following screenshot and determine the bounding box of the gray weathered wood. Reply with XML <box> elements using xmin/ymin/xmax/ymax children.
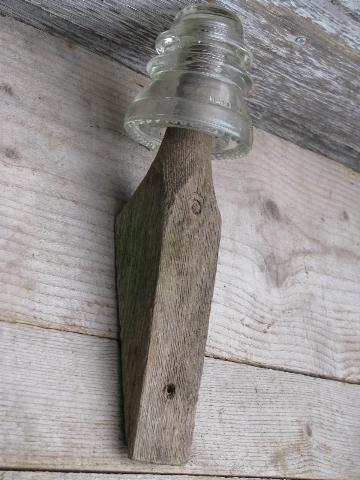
<box><xmin>0</xmin><ymin>0</ymin><xmax>359</xmax><ymax>170</ymax></box>
<box><xmin>1</xmin><ymin>17</ymin><xmax>360</xmax><ymax>382</ymax></box>
<box><xmin>116</xmin><ymin>128</ymin><xmax>220</xmax><ymax>464</ymax></box>
<box><xmin>0</xmin><ymin>474</ymin><xmax>279</xmax><ymax>480</ymax></box>
<box><xmin>1</xmin><ymin>322</ymin><xmax>360</xmax><ymax>478</ymax></box>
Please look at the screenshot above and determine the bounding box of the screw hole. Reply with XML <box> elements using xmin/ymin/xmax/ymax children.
<box><xmin>295</xmin><ymin>36</ymin><xmax>306</xmax><ymax>45</ymax></box>
<box><xmin>190</xmin><ymin>193</ymin><xmax>204</xmax><ymax>215</ymax></box>
<box><xmin>164</xmin><ymin>383</ymin><xmax>176</xmax><ymax>399</ymax></box>
<box><xmin>191</xmin><ymin>199</ymin><xmax>202</xmax><ymax>215</ymax></box>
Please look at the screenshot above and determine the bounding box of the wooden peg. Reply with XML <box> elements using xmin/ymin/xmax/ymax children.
<box><xmin>115</xmin><ymin>127</ymin><xmax>221</xmax><ymax>464</ymax></box>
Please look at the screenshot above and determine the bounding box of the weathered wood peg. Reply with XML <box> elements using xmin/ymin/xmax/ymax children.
<box><xmin>116</xmin><ymin>2</ymin><xmax>253</xmax><ymax>465</ymax></box>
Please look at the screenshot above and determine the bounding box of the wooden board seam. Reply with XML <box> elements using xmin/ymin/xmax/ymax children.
<box><xmin>0</xmin><ymin>468</ymin><xmax>346</xmax><ymax>480</ymax></box>
<box><xmin>1</xmin><ymin>317</ymin><xmax>359</xmax><ymax>387</ymax></box>
<box><xmin>2</xmin><ymin>321</ymin><xmax>360</xmax><ymax>477</ymax></box>
<box><xmin>1</xmin><ymin>16</ymin><xmax>359</xmax><ymax>384</ymax></box>
<box><xmin>0</xmin><ymin>0</ymin><xmax>359</xmax><ymax>170</ymax></box>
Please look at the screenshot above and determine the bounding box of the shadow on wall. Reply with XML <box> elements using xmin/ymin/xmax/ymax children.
<box><xmin>54</xmin><ymin>26</ymin><xmax>156</xmax><ymax>204</ymax></box>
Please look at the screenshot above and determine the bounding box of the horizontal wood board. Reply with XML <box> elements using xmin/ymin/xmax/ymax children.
<box><xmin>0</xmin><ymin>0</ymin><xmax>359</xmax><ymax>170</ymax></box>
<box><xmin>1</xmin><ymin>322</ymin><xmax>360</xmax><ymax>478</ymax></box>
<box><xmin>1</xmin><ymin>17</ymin><xmax>360</xmax><ymax>381</ymax></box>
<box><xmin>0</xmin><ymin>474</ymin><xmax>277</xmax><ymax>480</ymax></box>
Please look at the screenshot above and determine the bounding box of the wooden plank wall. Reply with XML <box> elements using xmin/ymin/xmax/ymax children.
<box><xmin>0</xmin><ymin>16</ymin><xmax>359</xmax><ymax>480</ymax></box>
<box><xmin>0</xmin><ymin>474</ymin><xmax>301</xmax><ymax>480</ymax></box>
<box><xmin>0</xmin><ymin>0</ymin><xmax>359</xmax><ymax>170</ymax></box>
<box><xmin>2</xmin><ymin>321</ymin><xmax>360</xmax><ymax>477</ymax></box>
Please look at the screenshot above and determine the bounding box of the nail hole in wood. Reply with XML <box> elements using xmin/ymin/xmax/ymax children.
<box><xmin>191</xmin><ymin>199</ymin><xmax>202</xmax><ymax>215</ymax></box>
<box><xmin>165</xmin><ymin>383</ymin><xmax>176</xmax><ymax>399</ymax></box>
<box><xmin>191</xmin><ymin>194</ymin><xmax>203</xmax><ymax>215</ymax></box>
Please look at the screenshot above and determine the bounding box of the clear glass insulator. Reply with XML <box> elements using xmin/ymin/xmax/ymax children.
<box><xmin>124</xmin><ymin>3</ymin><xmax>253</xmax><ymax>160</ymax></box>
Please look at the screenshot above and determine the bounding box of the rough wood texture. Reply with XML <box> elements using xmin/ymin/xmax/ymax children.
<box><xmin>0</xmin><ymin>474</ymin><xmax>277</xmax><ymax>480</ymax></box>
<box><xmin>0</xmin><ymin>0</ymin><xmax>359</xmax><ymax>170</ymax></box>
<box><xmin>1</xmin><ymin>18</ymin><xmax>359</xmax><ymax>382</ymax></box>
<box><xmin>1</xmin><ymin>322</ymin><xmax>360</xmax><ymax>478</ymax></box>
<box><xmin>116</xmin><ymin>128</ymin><xmax>220</xmax><ymax>464</ymax></box>
<box><xmin>0</xmin><ymin>470</ymin><xmax>276</xmax><ymax>480</ymax></box>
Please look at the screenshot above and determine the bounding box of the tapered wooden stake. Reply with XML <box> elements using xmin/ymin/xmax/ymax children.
<box><xmin>115</xmin><ymin>127</ymin><xmax>221</xmax><ymax>465</ymax></box>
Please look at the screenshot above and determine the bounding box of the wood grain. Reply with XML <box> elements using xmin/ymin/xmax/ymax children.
<box><xmin>0</xmin><ymin>17</ymin><xmax>359</xmax><ymax>382</ymax></box>
<box><xmin>116</xmin><ymin>128</ymin><xmax>220</xmax><ymax>464</ymax></box>
<box><xmin>0</xmin><ymin>474</ymin><xmax>275</xmax><ymax>480</ymax></box>
<box><xmin>1</xmin><ymin>322</ymin><xmax>360</xmax><ymax>478</ymax></box>
<box><xmin>0</xmin><ymin>0</ymin><xmax>359</xmax><ymax>170</ymax></box>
